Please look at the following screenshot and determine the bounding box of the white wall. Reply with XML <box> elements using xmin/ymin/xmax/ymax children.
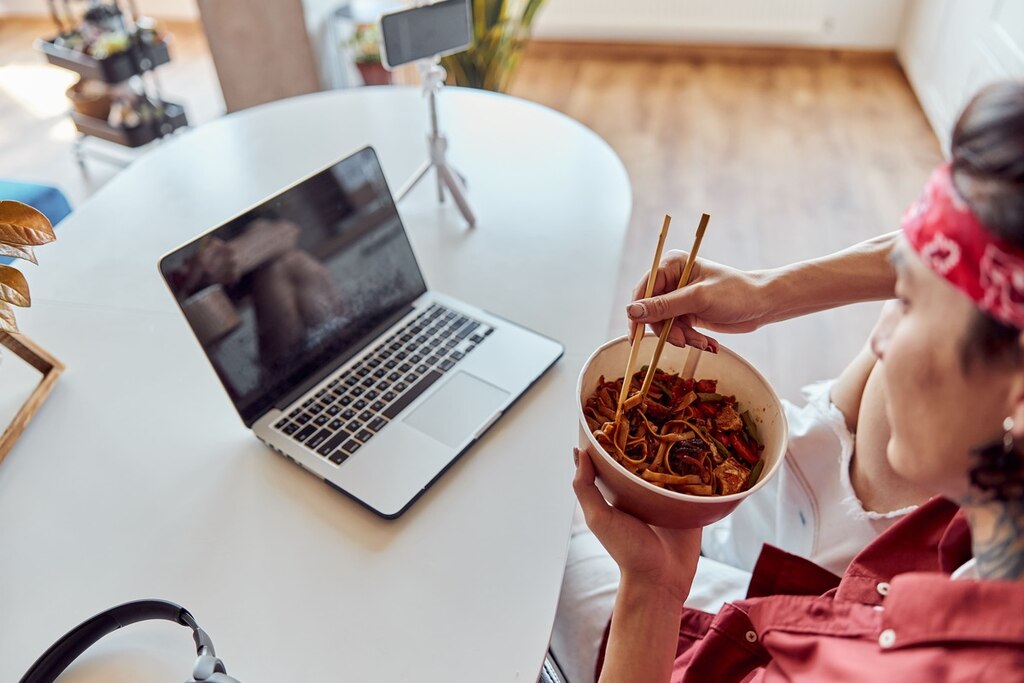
<box><xmin>5</xmin><ymin>0</ymin><xmax>908</xmax><ymax>50</ymax></box>
<box><xmin>898</xmin><ymin>0</ymin><xmax>1024</xmax><ymax>151</ymax></box>
<box><xmin>531</xmin><ymin>0</ymin><xmax>909</xmax><ymax>49</ymax></box>
<box><xmin>0</xmin><ymin>0</ymin><xmax>199</xmax><ymax>20</ymax></box>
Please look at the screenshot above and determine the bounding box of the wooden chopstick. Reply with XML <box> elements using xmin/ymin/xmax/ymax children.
<box><xmin>637</xmin><ymin>212</ymin><xmax>711</xmax><ymax>401</ymax></box>
<box><xmin>614</xmin><ymin>214</ymin><xmax>672</xmax><ymax>423</ymax></box>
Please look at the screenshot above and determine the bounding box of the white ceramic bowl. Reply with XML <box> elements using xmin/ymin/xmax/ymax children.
<box><xmin>577</xmin><ymin>334</ymin><xmax>788</xmax><ymax>529</ymax></box>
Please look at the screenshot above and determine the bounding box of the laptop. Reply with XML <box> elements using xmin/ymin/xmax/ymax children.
<box><xmin>159</xmin><ymin>146</ymin><xmax>563</xmax><ymax>518</ymax></box>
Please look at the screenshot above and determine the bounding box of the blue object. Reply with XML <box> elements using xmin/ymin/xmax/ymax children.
<box><xmin>0</xmin><ymin>180</ymin><xmax>72</xmax><ymax>265</ymax></box>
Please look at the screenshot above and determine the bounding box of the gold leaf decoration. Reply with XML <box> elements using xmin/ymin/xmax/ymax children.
<box><xmin>0</xmin><ymin>201</ymin><xmax>57</xmax><ymax>246</ymax></box>
<box><xmin>0</xmin><ymin>242</ymin><xmax>37</xmax><ymax>264</ymax></box>
<box><xmin>0</xmin><ymin>264</ymin><xmax>30</xmax><ymax>307</ymax></box>
<box><xmin>0</xmin><ymin>300</ymin><xmax>16</xmax><ymax>333</ymax></box>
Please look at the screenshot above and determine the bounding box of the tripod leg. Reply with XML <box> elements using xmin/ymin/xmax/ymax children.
<box><xmin>437</xmin><ymin>164</ymin><xmax>446</xmax><ymax>204</ymax></box>
<box><xmin>396</xmin><ymin>161</ymin><xmax>433</xmax><ymax>202</ymax></box>
<box><xmin>437</xmin><ymin>163</ymin><xmax>476</xmax><ymax>228</ymax></box>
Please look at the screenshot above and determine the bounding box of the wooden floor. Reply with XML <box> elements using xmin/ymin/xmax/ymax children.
<box><xmin>0</xmin><ymin>19</ymin><xmax>942</xmax><ymax>400</ymax></box>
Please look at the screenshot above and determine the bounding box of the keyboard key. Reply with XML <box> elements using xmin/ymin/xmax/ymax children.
<box><xmin>417</xmin><ymin>364</ymin><xmax>429</xmax><ymax>374</ymax></box>
<box><xmin>309</xmin><ymin>404</ymin><xmax>324</xmax><ymax>415</ymax></box>
<box><xmin>388</xmin><ymin>371</ymin><xmax>402</xmax><ymax>382</ymax></box>
<box><xmin>328</xmin><ymin>379</ymin><xmax>340</xmax><ymax>388</ymax></box>
<box><xmin>354</xmin><ymin>399</ymin><xmax>368</xmax><ymax>410</ymax></box>
<box><xmin>347</xmin><ymin>419</ymin><xmax>364</xmax><ymax>432</ymax></box>
<box><xmin>339</xmin><ymin>395</ymin><xmax>353</xmax><ymax>406</ymax></box>
<box><xmin>315</xmin><ymin>389</ymin><xmax>328</xmax><ymax>398</ymax></box>
<box><xmin>458</xmin><ymin>321</ymin><xmax>479</xmax><ymax>337</ymax></box>
<box><xmin>328</xmin><ymin>450</ymin><xmax>348</xmax><ymax>465</ymax></box>
<box><xmin>378</xmin><ymin>381</ymin><xmax>391</xmax><ymax>391</ymax></box>
<box><xmin>395</xmin><ymin>382</ymin><xmax>408</xmax><ymax>392</ymax></box>
<box><xmin>439</xmin><ymin>359</ymin><xmax>455</xmax><ymax>371</ymax></box>
<box><xmin>302</xmin><ymin>398</ymin><xmax>315</xmax><ymax>407</ymax></box>
<box><xmin>314</xmin><ymin>414</ymin><xmax>329</xmax><ymax>426</ymax></box>
<box><xmin>371</xmin><ymin>401</ymin><xmax>386</xmax><ymax>412</ymax></box>
<box><xmin>275</xmin><ymin>418</ymin><xmax>288</xmax><ymax>428</ymax></box>
<box><xmin>396</xmin><ymin>351</ymin><xmax>408</xmax><ymax>360</ymax></box>
<box><xmin>295</xmin><ymin>425</ymin><xmax>317</xmax><ymax>442</ymax></box>
<box><xmin>366</xmin><ymin>390</ymin><xmax>379</xmax><ymax>400</ymax></box>
<box><xmin>367</xmin><ymin>358</ymin><xmax>381</xmax><ymax>368</ymax></box>
<box><xmin>368</xmin><ymin>417</ymin><xmax>387</xmax><ymax>432</ymax></box>
<box><xmin>359</xmin><ymin>410</ymin><xmax>374</xmax><ymax>422</ymax></box>
<box><xmin>319</xmin><ymin>431</ymin><xmax>349</xmax><ymax>455</ymax></box>
<box><xmin>327</xmin><ymin>405</ymin><xmax>341</xmax><ymax>416</ymax></box>
<box><xmin>306</xmin><ymin>429</ymin><xmax>331</xmax><ymax>449</ymax></box>
<box><xmin>373</xmin><ymin>368</ymin><xmax>387</xmax><ymax>378</ymax></box>
<box><xmin>361</xmin><ymin>377</ymin><xmax>375</xmax><ymax>387</ymax></box>
<box><xmin>465</xmin><ymin>344</ymin><xmax>477</xmax><ymax>353</ymax></box>
<box><xmin>452</xmin><ymin>351</ymin><xmax>464</xmax><ymax>361</ymax></box>
<box><xmin>351</xmin><ymin>387</ymin><xmax>364</xmax><ymax>397</ymax></box>
<box><xmin>342</xmin><ymin>439</ymin><xmax>362</xmax><ymax>455</ymax></box>
<box><xmin>342</xmin><ymin>408</ymin><xmax>356</xmax><ymax>420</ymax></box>
<box><xmin>470</xmin><ymin>334</ymin><xmax>485</xmax><ymax>343</ymax></box>
<box><xmin>329</xmin><ymin>419</ymin><xmax>345</xmax><ymax>430</ymax></box>
<box><xmin>344</xmin><ymin>376</ymin><xmax>359</xmax><ymax>386</ymax></box>
<box><xmin>383</xmin><ymin>391</ymin><xmax>396</xmax><ymax>401</ymax></box>
<box><xmin>296</xmin><ymin>414</ymin><xmax>312</xmax><ymax>425</ymax></box>
<box><xmin>355</xmin><ymin>429</ymin><xmax>373</xmax><ymax>442</ymax></box>
<box><xmin>283</xmin><ymin>422</ymin><xmax>299</xmax><ymax>435</ymax></box>
<box><xmin>288</xmin><ymin>409</ymin><xmax>301</xmax><ymax>418</ymax></box>
<box><xmin>383</xmin><ymin>370</ymin><xmax>444</xmax><ymax>419</ymax></box>
<box><xmin>399</xmin><ymin>362</ymin><xmax>412</xmax><ymax>373</ymax></box>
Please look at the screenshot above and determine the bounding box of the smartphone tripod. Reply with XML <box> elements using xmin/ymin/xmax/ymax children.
<box><xmin>395</xmin><ymin>58</ymin><xmax>476</xmax><ymax>228</ymax></box>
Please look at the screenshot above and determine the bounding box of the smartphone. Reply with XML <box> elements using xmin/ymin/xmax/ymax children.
<box><xmin>379</xmin><ymin>0</ymin><xmax>472</xmax><ymax>69</ymax></box>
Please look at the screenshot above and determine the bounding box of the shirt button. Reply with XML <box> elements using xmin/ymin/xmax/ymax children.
<box><xmin>878</xmin><ymin>628</ymin><xmax>896</xmax><ymax>648</ymax></box>
<box><xmin>745</xmin><ymin>630</ymin><xmax>758</xmax><ymax>643</ymax></box>
<box><xmin>876</xmin><ymin>581</ymin><xmax>890</xmax><ymax>597</ymax></box>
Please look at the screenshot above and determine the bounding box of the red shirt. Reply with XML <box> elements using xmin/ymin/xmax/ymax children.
<box><xmin>597</xmin><ymin>498</ymin><xmax>1024</xmax><ymax>681</ymax></box>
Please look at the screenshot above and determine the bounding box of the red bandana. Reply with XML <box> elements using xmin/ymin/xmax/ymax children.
<box><xmin>902</xmin><ymin>163</ymin><xmax>1024</xmax><ymax>329</ymax></box>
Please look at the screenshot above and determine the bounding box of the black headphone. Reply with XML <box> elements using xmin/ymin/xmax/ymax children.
<box><xmin>20</xmin><ymin>599</ymin><xmax>240</xmax><ymax>683</ymax></box>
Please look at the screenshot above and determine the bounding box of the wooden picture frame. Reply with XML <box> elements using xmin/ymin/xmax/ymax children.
<box><xmin>0</xmin><ymin>331</ymin><xmax>63</xmax><ymax>464</ymax></box>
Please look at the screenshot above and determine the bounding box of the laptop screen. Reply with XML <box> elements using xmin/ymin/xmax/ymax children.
<box><xmin>160</xmin><ymin>147</ymin><xmax>428</xmax><ymax>426</ymax></box>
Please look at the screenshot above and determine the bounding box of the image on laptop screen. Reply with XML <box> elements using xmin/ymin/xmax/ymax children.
<box><xmin>160</xmin><ymin>148</ymin><xmax>427</xmax><ymax>425</ymax></box>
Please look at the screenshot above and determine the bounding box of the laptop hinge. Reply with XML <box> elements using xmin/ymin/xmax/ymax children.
<box><xmin>274</xmin><ymin>303</ymin><xmax>417</xmax><ymax>412</ymax></box>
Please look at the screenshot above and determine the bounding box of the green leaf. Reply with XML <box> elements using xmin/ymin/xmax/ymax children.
<box><xmin>0</xmin><ymin>200</ymin><xmax>56</xmax><ymax>246</ymax></box>
<box><xmin>0</xmin><ymin>264</ymin><xmax>30</xmax><ymax>307</ymax></box>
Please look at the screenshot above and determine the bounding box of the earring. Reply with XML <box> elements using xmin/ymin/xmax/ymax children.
<box><xmin>968</xmin><ymin>417</ymin><xmax>1024</xmax><ymax>502</ymax></box>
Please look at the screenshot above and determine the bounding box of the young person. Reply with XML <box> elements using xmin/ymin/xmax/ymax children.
<box><xmin>559</xmin><ymin>80</ymin><xmax>1024</xmax><ymax>681</ymax></box>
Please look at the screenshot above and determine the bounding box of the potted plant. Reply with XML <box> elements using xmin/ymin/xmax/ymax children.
<box><xmin>0</xmin><ymin>200</ymin><xmax>62</xmax><ymax>464</ymax></box>
<box><xmin>441</xmin><ymin>0</ymin><xmax>547</xmax><ymax>92</ymax></box>
<box><xmin>351</xmin><ymin>22</ymin><xmax>391</xmax><ymax>86</ymax></box>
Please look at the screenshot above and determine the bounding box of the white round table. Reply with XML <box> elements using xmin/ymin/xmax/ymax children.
<box><xmin>0</xmin><ymin>86</ymin><xmax>630</xmax><ymax>682</ymax></box>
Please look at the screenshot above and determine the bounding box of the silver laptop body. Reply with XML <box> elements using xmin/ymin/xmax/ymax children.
<box><xmin>159</xmin><ymin>147</ymin><xmax>562</xmax><ymax>518</ymax></box>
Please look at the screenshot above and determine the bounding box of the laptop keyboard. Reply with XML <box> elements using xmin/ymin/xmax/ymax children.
<box><xmin>272</xmin><ymin>303</ymin><xmax>494</xmax><ymax>466</ymax></box>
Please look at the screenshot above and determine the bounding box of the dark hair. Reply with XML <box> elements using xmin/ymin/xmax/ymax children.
<box><xmin>950</xmin><ymin>80</ymin><xmax>1024</xmax><ymax>370</ymax></box>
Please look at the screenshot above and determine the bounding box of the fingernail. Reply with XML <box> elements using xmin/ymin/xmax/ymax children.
<box><xmin>627</xmin><ymin>303</ymin><xmax>646</xmax><ymax>319</ymax></box>
<box><xmin>573</xmin><ymin>448</ymin><xmax>580</xmax><ymax>466</ymax></box>
<box><xmin>694</xmin><ymin>340</ymin><xmax>708</xmax><ymax>351</ymax></box>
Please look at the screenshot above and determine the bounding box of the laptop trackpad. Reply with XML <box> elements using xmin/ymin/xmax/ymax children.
<box><xmin>403</xmin><ymin>371</ymin><xmax>510</xmax><ymax>448</ymax></box>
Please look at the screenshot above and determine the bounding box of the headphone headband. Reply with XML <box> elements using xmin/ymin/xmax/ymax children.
<box><xmin>20</xmin><ymin>599</ymin><xmax>234</xmax><ymax>683</ymax></box>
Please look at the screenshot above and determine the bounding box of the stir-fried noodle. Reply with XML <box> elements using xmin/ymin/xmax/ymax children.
<box><xmin>584</xmin><ymin>369</ymin><xmax>765</xmax><ymax>496</ymax></box>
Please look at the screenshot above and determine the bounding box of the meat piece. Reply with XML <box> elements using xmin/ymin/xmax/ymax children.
<box><xmin>715</xmin><ymin>404</ymin><xmax>744</xmax><ymax>431</ymax></box>
<box><xmin>713</xmin><ymin>458</ymin><xmax>749</xmax><ymax>495</ymax></box>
